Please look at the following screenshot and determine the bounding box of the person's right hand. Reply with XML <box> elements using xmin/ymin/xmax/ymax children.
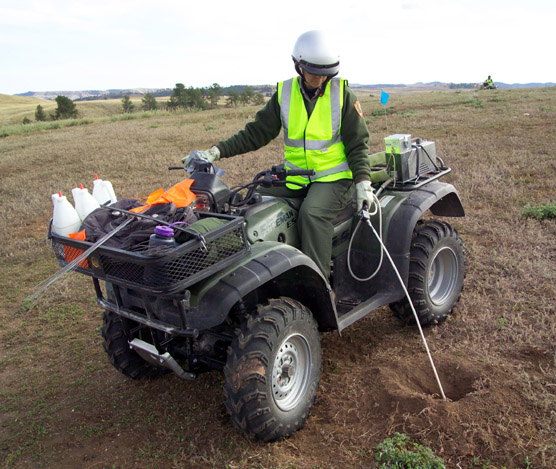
<box><xmin>355</xmin><ymin>180</ymin><xmax>374</xmax><ymax>211</ymax></box>
<box><xmin>181</xmin><ymin>146</ymin><xmax>220</xmax><ymax>166</ymax></box>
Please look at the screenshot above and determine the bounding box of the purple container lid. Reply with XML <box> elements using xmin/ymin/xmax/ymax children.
<box><xmin>154</xmin><ymin>225</ymin><xmax>174</xmax><ymax>237</ymax></box>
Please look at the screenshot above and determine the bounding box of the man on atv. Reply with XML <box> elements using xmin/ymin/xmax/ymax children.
<box><xmin>483</xmin><ymin>75</ymin><xmax>496</xmax><ymax>89</ymax></box>
<box><xmin>183</xmin><ymin>30</ymin><xmax>373</xmax><ymax>278</ymax></box>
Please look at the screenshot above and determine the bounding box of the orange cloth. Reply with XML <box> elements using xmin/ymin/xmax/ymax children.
<box><xmin>68</xmin><ymin>229</ymin><xmax>86</xmax><ymax>241</ymax></box>
<box><xmin>65</xmin><ymin>229</ymin><xmax>89</xmax><ymax>268</ymax></box>
<box><xmin>130</xmin><ymin>179</ymin><xmax>195</xmax><ymax>214</ymax></box>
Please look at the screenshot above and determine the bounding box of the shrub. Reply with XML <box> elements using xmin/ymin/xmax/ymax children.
<box><xmin>142</xmin><ymin>93</ymin><xmax>158</xmax><ymax>111</ymax></box>
<box><xmin>521</xmin><ymin>202</ymin><xmax>556</xmax><ymax>220</ymax></box>
<box><xmin>374</xmin><ymin>432</ymin><xmax>445</xmax><ymax>469</ymax></box>
<box><xmin>121</xmin><ymin>95</ymin><xmax>135</xmax><ymax>113</ymax></box>
<box><xmin>35</xmin><ymin>104</ymin><xmax>47</xmax><ymax>121</ymax></box>
<box><xmin>54</xmin><ymin>95</ymin><xmax>78</xmax><ymax>119</ymax></box>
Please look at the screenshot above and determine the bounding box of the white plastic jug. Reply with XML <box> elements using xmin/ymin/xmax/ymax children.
<box><xmin>92</xmin><ymin>174</ymin><xmax>117</xmax><ymax>206</ymax></box>
<box><xmin>52</xmin><ymin>191</ymin><xmax>82</xmax><ymax>237</ymax></box>
<box><xmin>72</xmin><ymin>184</ymin><xmax>100</xmax><ymax>221</ymax></box>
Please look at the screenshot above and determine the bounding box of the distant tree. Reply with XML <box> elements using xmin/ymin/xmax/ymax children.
<box><xmin>226</xmin><ymin>90</ymin><xmax>240</xmax><ymax>107</ymax></box>
<box><xmin>22</xmin><ymin>117</ymin><xmax>32</xmax><ymax>125</ymax></box>
<box><xmin>240</xmin><ymin>86</ymin><xmax>255</xmax><ymax>105</ymax></box>
<box><xmin>54</xmin><ymin>95</ymin><xmax>78</xmax><ymax>119</ymax></box>
<box><xmin>185</xmin><ymin>86</ymin><xmax>208</xmax><ymax>110</ymax></box>
<box><xmin>121</xmin><ymin>95</ymin><xmax>135</xmax><ymax>113</ymax></box>
<box><xmin>252</xmin><ymin>93</ymin><xmax>265</xmax><ymax>106</ymax></box>
<box><xmin>170</xmin><ymin>83</ymin><xmax>186</xmax><ymax>109</ymax></box>
<box><xmin>167</xmin><ymin>83</ymin><xmax>209</xmax><ymax>111</ymax></box>
<box><xmin>142</xmin><ymin>93</ymin><xmax>158</xmax><ymax>111</ymax></box>
<box><xmin>207</xmin><ymin>83</ymin><xmax>222</xmax><ymax>108</ymax></box>
<box><xmin>35</xmin><ymin>104</ymin><xmax>47</xmax><ymax>121</ymax></box>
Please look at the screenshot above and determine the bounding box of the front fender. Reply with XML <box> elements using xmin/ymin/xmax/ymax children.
<box><xmin>184</xmin><ymin>242</ymin><xmax>337</xmax><ymax>331</ymax></box>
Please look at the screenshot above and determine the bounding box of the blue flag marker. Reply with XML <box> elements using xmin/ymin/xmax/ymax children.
<box><xmin>380</xmin><ymin>90</ymin><xmax>390</xmax><ymax>106</ymax></box>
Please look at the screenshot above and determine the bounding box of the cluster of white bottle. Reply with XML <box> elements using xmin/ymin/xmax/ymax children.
<box><xmin>51</xmin><ymin>175</ymin><xmax>117</xmax><ymax>237</ymax></box>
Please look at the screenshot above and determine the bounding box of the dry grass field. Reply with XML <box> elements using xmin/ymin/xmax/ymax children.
<box><xmin>1</xmin><ymin>86</ymin><xmax>555</xmax><ymax>468</ymax></box>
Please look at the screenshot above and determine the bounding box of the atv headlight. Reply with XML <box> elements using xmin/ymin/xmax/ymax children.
<box><xmin>194</xmin><ymin>193</ymin><xmax>212</xmax><ymax>212</ymax></box>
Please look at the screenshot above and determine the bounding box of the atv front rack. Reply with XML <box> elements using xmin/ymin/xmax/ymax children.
<box><xmin>49</xmin><ymin>213</ymin><xmax>250</xmax><ymax>296</ymax></box>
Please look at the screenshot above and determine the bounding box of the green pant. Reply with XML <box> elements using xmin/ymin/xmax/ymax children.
<box><xmin>259</xmin><ymin>179</ymin><xmax>354</xmax><ymax>278</ymax></box>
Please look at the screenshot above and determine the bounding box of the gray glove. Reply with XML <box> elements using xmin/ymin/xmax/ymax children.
<box><xmin>181</xmin><ymin>146</ymin><xmax>220</xmax><ymax>166</ymax></box>
<box><xmin>355</xmin><ymin>180</ymin><xmax>374</xmax><ymax>211</ymax></box>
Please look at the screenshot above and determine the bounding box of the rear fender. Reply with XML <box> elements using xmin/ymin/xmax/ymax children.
<box><xmin>184</xmin><ymin>242</ymin><xmax>338</xmax><ymax>331</ymax></box>
<box><xmin>380</xmin><ymin>181</ymin><xmax>464</xmax><ymax>290</ymax></box>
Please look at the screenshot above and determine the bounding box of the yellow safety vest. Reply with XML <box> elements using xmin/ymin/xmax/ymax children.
<box><xmin>278</xmin><ymin>77</ymin><xmax>352</xmax><ymax>189</ymax></box>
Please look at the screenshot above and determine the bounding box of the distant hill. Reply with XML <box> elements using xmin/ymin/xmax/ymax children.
<box><xmin>12</xmin><ymin>82</ymin><xmax>555</xmax><ymax>101</ymax></box>
<box><xmin>351</xmin><ymin>82</ymin><xmax>556</xmax><ymax>90</ymax></box>
<box><xmin>15</xmin><ymin>88</ymin><xmax>167</xmax><ymax>101</ymax></box>
<box><xmin>14</xmin><ymin>85</ymin><xmax>276</xmax><ymax>101</ymax></box>
<box><xmin>494</xmin><ymin>82</ymin><xmax>556</xmax><ymax>89</ymax></box>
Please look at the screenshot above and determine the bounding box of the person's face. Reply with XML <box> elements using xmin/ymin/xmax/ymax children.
<box><xmin>302</xmin><ymin>70</ymin><xmax>327</xmax><ymax>89</ymax></box>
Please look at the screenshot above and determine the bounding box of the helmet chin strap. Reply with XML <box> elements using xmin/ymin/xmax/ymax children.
<box><xmin>293</xmin><ymin>58</ymin><xmax>336</xmax><ymax>98</ymax></box>
<box><xmin>293</xmin><ymin>58</ymin><xmax>304</xmax><ymax>77</ymax></box>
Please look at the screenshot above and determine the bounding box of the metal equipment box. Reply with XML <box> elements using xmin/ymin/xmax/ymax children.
<box><xmin>384</xmin><ymin>134</ymin><xmax>411</xmax><ymax>155</ymax></box>
<box><xmin>385</xmin><ymin>135</ymin><xmax>438</xmax><ymax>183</ymax></box>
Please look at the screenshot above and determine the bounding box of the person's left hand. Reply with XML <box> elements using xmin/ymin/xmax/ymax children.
<box><xmin>181</xmin><ymin>146</ymin><xmax>220</xmax><ymax>166</ymax></box>
<box><xmin>355</xmin><ymin>180</ymin><xmax>374</xmax><ymax>211</ymax></box>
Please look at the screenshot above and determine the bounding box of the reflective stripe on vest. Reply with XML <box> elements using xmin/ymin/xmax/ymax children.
<box><xmin>280</xmin><ymin>78</ymin><xmax>343</xmax><ymax>150</ymax></box>
<box><xmin>278</xmin><ymin>77</ymin><xmax>352</xmax><ymax>188</ymax></box>
<box><xmin>284</xmin><ymin>159</ymin><xmax>351</xmax><ymax>181</ymax></box>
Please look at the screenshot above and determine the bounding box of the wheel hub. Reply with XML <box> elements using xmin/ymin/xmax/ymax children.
<box><xmin>272</xmin><ymin>333</ymin><xmax>311</xmax><ymax>411</ymax></box>
<box><xmin>428</xmin><ymin>246</ymin><xmax>459</xmax><ymax>306</ymax></box>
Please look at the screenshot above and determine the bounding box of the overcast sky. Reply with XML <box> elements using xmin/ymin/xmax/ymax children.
<box><xmin>1</xmin><ymin>0</ymin><xmax>554</xmax><ymax>95</ymax></box>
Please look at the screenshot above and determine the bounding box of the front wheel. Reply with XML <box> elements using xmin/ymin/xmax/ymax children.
<box><xmin>223</xmin><ymin>297</ymin><xmax>321</xmax><ymax>441</ymax></box>
<box><xmin>390</xmin><ymin>219</ymin><xmax>465</xmax><ymax>326</ymax></box>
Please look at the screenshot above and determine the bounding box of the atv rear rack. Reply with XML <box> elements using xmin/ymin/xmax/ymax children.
<box><xmin>49</xmin><ymin>213</ymin><xmax>250</xmax><ymax>296</ymax></box>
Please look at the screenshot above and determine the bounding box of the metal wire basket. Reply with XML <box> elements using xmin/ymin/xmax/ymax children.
<box><xmin>49</xmin><ymin>214</ymin><xmax>250</xmax><ymax>295</ymax></box>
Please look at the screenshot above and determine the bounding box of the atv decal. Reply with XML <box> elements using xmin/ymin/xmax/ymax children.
<box><xmin>379</xmin><ymin>195</ymin><xmax>394</xmax><ymax>208</ymax></box>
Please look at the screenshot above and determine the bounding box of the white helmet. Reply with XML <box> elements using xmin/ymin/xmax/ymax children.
<box><xmin>292</xmin><ymin>30</ymin><xmax>340</xmax><ymax>77</ymax></box>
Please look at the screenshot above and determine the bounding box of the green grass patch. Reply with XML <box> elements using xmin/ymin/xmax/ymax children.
<box><xmin>0</xmin><ymin>110</ymin><xmax>167</xmax><ymax>137</ymax></box>
<box><xmin>521</xmin><ymin>201</ymin><xmax>556</xmax><ymax>220</ymax></box>
<box><xmin>371</xmin><ymin>108</ymin><xmax>396</xmax><ymax>117</ymax></box>
<box><xmin>374</xmin><ymin>433</ymin><xmax>445</xmax><ymax>468</ymax></box>
<box><xmin>0</xmin><ymin>118</ymin><xmax>91</xmax><ymax>137</ymax></box>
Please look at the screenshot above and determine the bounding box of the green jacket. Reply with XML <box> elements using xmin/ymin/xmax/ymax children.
<box><xmin>216</xmin><ymin>78</ymin><xmax>371</xmax><ymax>184</ymax></box>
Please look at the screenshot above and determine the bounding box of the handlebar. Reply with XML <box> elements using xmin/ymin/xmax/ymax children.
<box><xmin>169</xmin><ymin>159</ymin><xmax>317</xmax><ymax>208</ymax></box>
<box><xmin>285</xmin><ymin>169</ymin><xmax>316</xmax><ymax>177</ymax></box>
<box><xmin>270</xmin><ymin>164</ymin><xmax>315</xmax><ymax>181</ymax></box>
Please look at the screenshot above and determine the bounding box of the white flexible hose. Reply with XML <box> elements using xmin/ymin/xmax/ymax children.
<box><xmin>347</xmin><ymin>191</ymin><xmax>383</xmax><ymax>281</ymax></box>
<box><xmin>361</xmin><ymin>213</ymin><xmax>447</xmax><ymax>400</ymax></box>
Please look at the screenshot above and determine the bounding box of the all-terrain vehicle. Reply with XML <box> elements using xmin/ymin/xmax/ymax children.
<box><xmin>480</xmin><ymin>81</ymin><xmax>497</xmax><ymax>90</ymax></box>
<box><xmin>49</xmin><ymin>134</ymin><xmax>465</xmax><ymax>441</ymax></box>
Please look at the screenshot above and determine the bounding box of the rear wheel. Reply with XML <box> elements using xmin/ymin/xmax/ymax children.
<box><xmin>223</xmin><ymin>297</ymin><xmax>321</xmax><ymax>441</ymax></box>
<box><xmin>101</xmin><ymin>310</ymin><xmax>168</xmax><ymax>379</ymax></box>
<box><xmin>390</xmin><ymin>219</ymin><xmax>465</xmax><ymax>326</ymax></box>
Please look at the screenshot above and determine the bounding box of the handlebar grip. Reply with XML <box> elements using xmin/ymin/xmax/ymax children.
<box><xmin>287</xmin><ymin>169</ymin><xmax>316</xmax><ymax>177</ymax></box>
